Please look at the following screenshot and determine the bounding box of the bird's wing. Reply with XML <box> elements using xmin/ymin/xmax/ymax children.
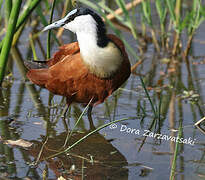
<box><xmin>46</xmin><ymin>41</ymin><xmax>80</xmax><ymax>67</ymax></box>
<box><xmin>26</xmin><ymin>52</ymin><xmax>88</xmax><ymax>97</ymax></box>
<box><xmin>24</xmin><ymin>42</ymin><xmax>80</xmax><ymax>70</ymax></box>
<box><xmin>25</xmin><ymin>42</ymin><xmax>80</xmax><ymax>88</ymax></box>
<box><xmin>45</xmin><ymin>53</ymin><xmax>89</xmax><ymax>96</ymax></box>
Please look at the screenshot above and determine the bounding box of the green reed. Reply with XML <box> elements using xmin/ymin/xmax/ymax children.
<box><xmin>47</xmin><ymin>0</ymin><xmax>57</xmax><ymax>59</ymax></box>
<box><xmin>155</xmin><ymin>0</ymin><xmax>167</xmax><ymax>47</ymax></box>
<box><xmin>116</xmin><ymin>0</ymin><xmax>138</xmax><ymax>39</ymax></box>
<box><xmin>29</xmin><ymin>34</ymin><xmax>38</xmax><ymax>60</ymax></box>
<box><xmin>35</xmin><ymin>5</ymin><xmax>60</xmax><ymax>46</ymax></box>
<box><xmin>141</xmin><ymin>0</ymin><xmax>160</xmax><ymax>52</ymax></box>
<box><xmin>4</xmin><ymin>0</ymin><xmax>12</xmax><ymax>26</ymax></box>
<box><xmin>0</xmin><ymin>0</ymin><xmax>42</xmax><ymax>86</ymax></box>
<box><xmin>0</xmin><ymin>0</ymin><xmax>22</xmax><ymax>85</ymax></box>
<box><xmin>0</xmin><ymin>0</ymin><xmax>41</xmax><ymax>50</ymax></box>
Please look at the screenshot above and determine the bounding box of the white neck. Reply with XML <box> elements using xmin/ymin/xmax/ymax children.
<box><xmin>76</xmin><ymin>31</ymin><xmax>123</xmax><ymax>78</ymax></box>
<box><xmin>77</xmin><ymin>30</ymin><xmax>98</xmax><ymax>61</ymax></box>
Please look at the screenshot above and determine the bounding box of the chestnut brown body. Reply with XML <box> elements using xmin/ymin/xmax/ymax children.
<box><xmin>26</xmin><ymin>34</ymin><xmax>131</xmax><ymax>106</ymax></box>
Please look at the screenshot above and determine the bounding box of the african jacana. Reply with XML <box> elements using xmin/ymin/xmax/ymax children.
<box><xmin>24</xmin><ymin>8</ymin><xmax>131</xmax><ymax>123</ymax></box>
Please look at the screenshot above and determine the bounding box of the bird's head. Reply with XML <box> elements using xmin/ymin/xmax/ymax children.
<box><xmin>43</xmin><ymin>8</ymin><xmax>106</xmax><ymax>36</ymax></box>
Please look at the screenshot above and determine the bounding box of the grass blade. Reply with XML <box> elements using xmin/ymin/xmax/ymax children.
<box><xmin>15</xmin><ymin>0</ymin><xmax>41</xmax><ymax>31</ymax></box>
<box><xmin>116</xmin><ymin>0</ymin><xmax>137</xmax><ymax>39</ymax></box>
<box><xmin>0</xmin><ymin>0</ymin><xmax>42</xmax><ymax>51</ymax></box>
<box><xmin>47</xmin><ymin>0</ymin><xmax>57</xmax><ymax>59</ymax></box>
<box><xmin>35</xmin><ymin>5</ymin><xmax>61</xmax><ymax>46</ymax></box>
<box><xmin>141</xmin><ymin>0</ymin><xmax>152</xmax><ymax>26</ymax></box>
<box><xmin>165</xmin><ymin>0</ymin><xmax>176</xmax><ymax>23</ymax></box>
<box><xmin>29</xmin><ymin>34</ymin><xmax>38</xmax><ymax>60</ymax></box>
<box><xmin>0</xmin><ymin>0</ymin><xmax>22</xmax><ymax>85</ymax></box>
<box><xmin>5</xmin><ymin>0</ymin><xmax>12</xmax><ymax>26</ymax></box>
<box><xmin>139</xmin><ymin>76</ymin><xmax>157</xmax><ymax>118</ymax></box>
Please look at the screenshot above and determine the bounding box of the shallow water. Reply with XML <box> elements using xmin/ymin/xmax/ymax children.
<box><xmin>0</xmin><ymin>3</ymin><xmax>205</xmax><ymax>180</ymax></box>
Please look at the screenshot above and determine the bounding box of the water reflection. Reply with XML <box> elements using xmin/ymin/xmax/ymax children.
<box><xmin>28</xmin><ymin>131</ymin><xmax>128</xmax><ymax>179</ymax></box>
<box><xmin>0</xmin><ymin>1</ymin><xmax>205</xmax><ymax>179</ymax></box>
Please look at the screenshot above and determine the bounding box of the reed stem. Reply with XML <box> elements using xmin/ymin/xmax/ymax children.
<box><xmin>29</xmin><ymin>34</ymin><xmax>38</xmax><ymax>60</ymax></box>
<box><xmin>0</xmin><ymin>0</ymin><xmax>41</xmax><ymax>51</ymax></box>
<box><xmin>47</xmin><ymin>0</ymin><xmax>57</xmax><ymax>59</ymax></box>
<box><xmin>0</xmin><ymin>0</ymin><xmax>22</xmax><ymax>85</ymax></box>
<box><xmin>5</xmin><ymin>0</ymin><xmax>12</xmax><ymax>26</ymax></box>
<box><xmin>172</xmin><ymin>0</ymin><xmax>182</xmax><ymax>55</ymax></box>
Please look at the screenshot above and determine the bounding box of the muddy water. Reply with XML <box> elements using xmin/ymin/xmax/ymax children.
<box><xmin>0</xmin><ymin>8</ymin><xmax>205</xmax><ymax>180</ymax></box>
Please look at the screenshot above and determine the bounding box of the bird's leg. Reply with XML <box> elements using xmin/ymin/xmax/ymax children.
<box><xmin>61</xmin><ymin>103</ymin><xmax>69</xmax><ymax>118</ymax></box>
<box><xmin>87</xmin><ymin>105</ymin><xmax>95</xmax><ymax>130</ymax></box>
<box><xmin>60</xmin><ymin>103</ymin><xmax>70</xmax><ymax>132</ymax></box>
<box><xmin>61</xmin><ymin>98</ymin><xmax>72</xmax><ymax>118</ymax></box>
<box><xmin>61</xmin><ymin>98</ymin><xmax>73</xmax><ymax>132</ymax></box>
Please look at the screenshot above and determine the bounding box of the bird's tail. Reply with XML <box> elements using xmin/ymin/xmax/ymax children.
<box><xmin>24</xmin><ymin>60</ymin><xmax>48</xmax><ymax>70</ymax></box>
<box><xmin>24</xmin><ymin>60</ymin><xmax>50</xmax><ymax>87</ymax></box>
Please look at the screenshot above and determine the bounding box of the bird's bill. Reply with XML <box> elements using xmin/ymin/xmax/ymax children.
<box><xmin>42</xmin><ymin>9</ymin><xmax>78</xmax><ymax>32</ymax></box>
<box><xmin>42</xmin><ymin>18</ymin><xmax>66</xmax><ymax>32</ymax></box>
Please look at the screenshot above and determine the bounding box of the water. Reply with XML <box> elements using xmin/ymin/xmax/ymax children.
<box><xmin>0</xmin><ymin>4</ymin><xmax>205</xmax><ymax>180</ymax></box>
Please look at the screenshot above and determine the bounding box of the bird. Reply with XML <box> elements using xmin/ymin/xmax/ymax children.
<box><xmin>24</xmin><ymin>8</ymin><xmax>131</xmax><ymax>125</ymax></box>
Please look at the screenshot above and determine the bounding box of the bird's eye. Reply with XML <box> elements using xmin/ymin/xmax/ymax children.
<box><xmin>70</xmin><ymin>15</ymin><xmax>76</xmax><ymax>21</ymax></box>
<box><xmin>65</xmin><ymin>14</ymin><xmax>76</xmax><ymax>24</ymax></box>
